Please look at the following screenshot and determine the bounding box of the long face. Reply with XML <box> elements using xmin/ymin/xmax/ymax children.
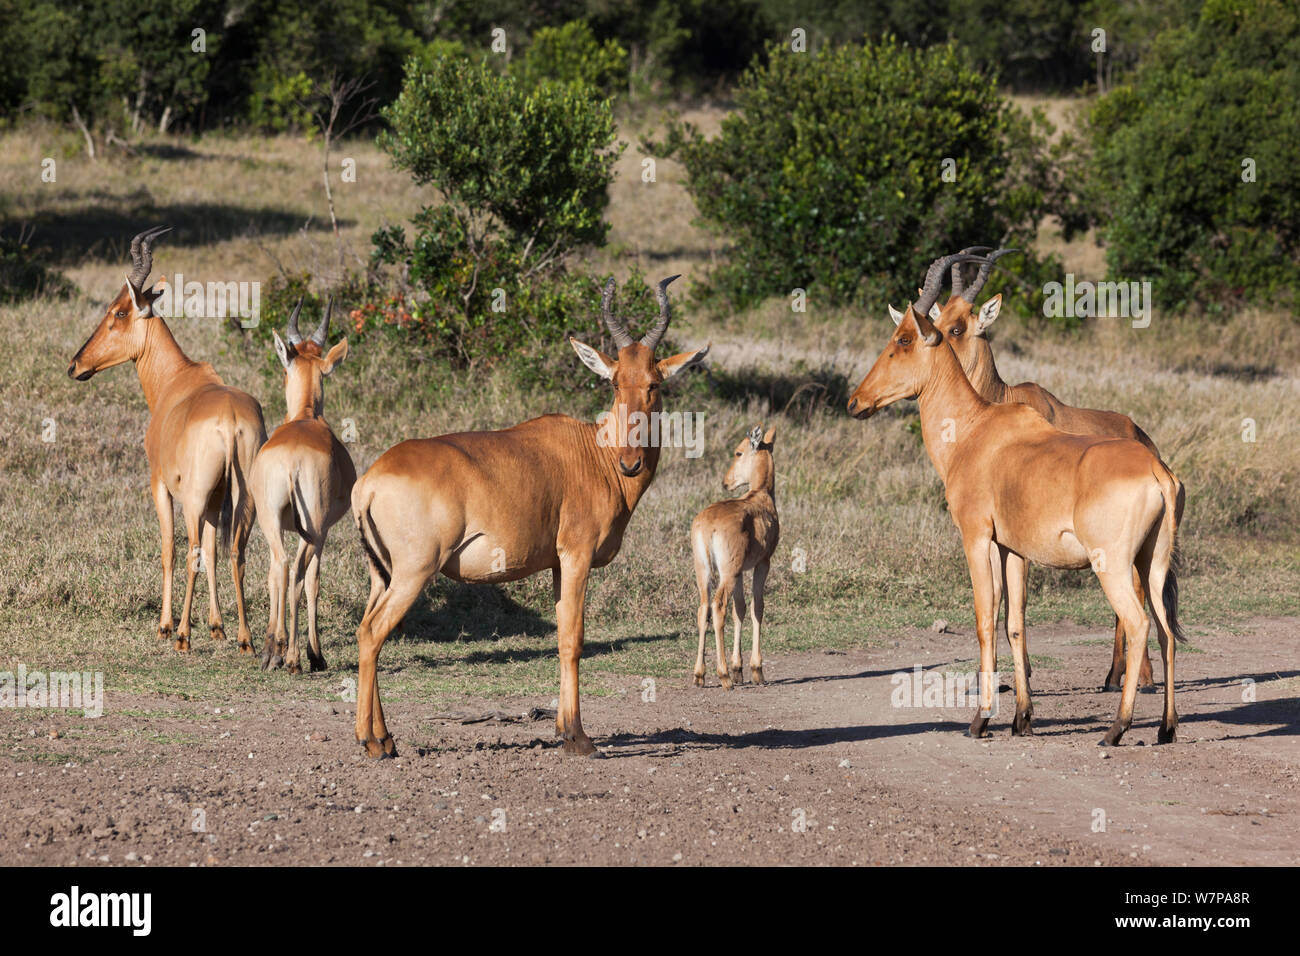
<box><xmin>847</xmin><ymin>306</ymin><xmax>942</xmax><ymax>419</ymax></box>
<box><xmin>723</xmin><ymin>425</ymin><xmax>774</xmax><ymax>491</ymax></box>
<box><xmin>929</xmin><ymin>293</ymin><xmax>1002</xmax><ymax>379</ymax></box>
<box><xmin>274</xmin><ymin>332</ymin><xmax>348</xmax><ymax>416</ymax></box>
<box><xmin>570</xmin><ymin>337</ymin><xmax>710</xmax><ymax>477</ymax></box>
<box><xmin>67</xmin><ymin>282</ymin><xmax>158</xmax><ymax>380</ymax></box>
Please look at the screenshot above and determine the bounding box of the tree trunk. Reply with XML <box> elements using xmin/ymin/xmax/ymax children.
<box><xmin>71</xmin><ymin>104</ymin><xmax>96</xmax><ymax>162</ymax></box>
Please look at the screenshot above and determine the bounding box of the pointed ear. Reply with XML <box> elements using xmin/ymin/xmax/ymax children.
<box><xmin>657</xmin><ymin>342</ymin><xmax>710</xmax><ymax>380</ymax></box>
<box><xmin>748</xmin><ymin>423</ymin><xmax>764</xmax><ymax>449</ymax></box>
<box><xmin>321</xmin><ymin>338</ymin><xmax>349</xmax><ymax>375</ymax></box>
<box><xmin>272</xmin><ymin>330</ymin><xmax>291</xmax><ymax>370</ymax></box>
<box><xmin>928</xmin><ymin>303</ymin><xmax>941</xmax><ymax>321</ymax></box>
<box><xmin>906</xmin><ymin>305</ymin><xmax>942</xmax><ymax>347</ymax></box>
<box><xmin>570</xmin><ymin>337</ymin><xmax>615</xmax><ymax>380</ymax></box>
<box><xmin>125</xmin><ymin>276</ymin><xmax>147</xmax><ymax>316</ymax></box>
<box><xmin>975</xmin><ymin>293</ymin><xmax>1002</xmax><ymax>334</ymax></box>
<box><xmin>762</xmin><ymin>425</ymin><xmax>777</xmax><ymax>446</ymax></box>
<box><xmin>888</xmin><ymin>303</ymin><xmax>904</xmax><ymax>325</ymax></box>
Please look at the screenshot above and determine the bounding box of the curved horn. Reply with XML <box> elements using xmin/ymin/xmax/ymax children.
<box><xmin>127</xmin><ymin>225</ymin><xmax>172</xmax><ymax>290</ymax></box>
<box><xmin>961</xmin><ymin>247</ymin><xmax>1018</xmax><ymax>303</ymax></box>
<box><xmin>600</xmin><ymin>278</ymin><xmax>633</xmax><ymax>350</ymax></box>
<box><xmin>285</xmin><ymin>297</ymin><xmax>305</xmax><ymax>345</ymax></box>
<box><xmin>951</xmin><ymin>246</ymin><xmax>992</xmax><ymax>300</ymax></box>
<box><xmin>311</xmin><ymin>296</ymin><xmax>333</xmax><ymax>347</ymax></box>
<box><xmin>641</xmin><ymin>274</ymin><xmax>680</xmax><ymax>349</ymax></box>
<box><xmin>913</xmin><ymin>252</ymin><xmax>988</xmax><ymax>320</ymax></box>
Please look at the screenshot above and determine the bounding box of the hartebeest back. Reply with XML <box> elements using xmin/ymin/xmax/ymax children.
<box><xmin>900</xmin><ymin>247</ymin><xmax>1185</xmax><ymax>691</ymax></box>
<box><xmin>250</xmin><ymin>298</ymin><xmax>355</xmax><ymax>674</ymax></box>
<box><xmin>67</xmin><ymin>227</ymin><xmax>266</xmax><ymax>653</ymax></box>
<box><xmin>849</xmin><ymin>253</ymin><xmax>1183</xmax><ymax>746</ymax></box>
<box><xmin>349</xmin><ymin>276</ymin><xmax>709</xmax><ymax>758</ymax></box>
<box><xmin>691</xmin><ymin>424</ymin><xmax>779</xmax><ymax>688</ymax></box>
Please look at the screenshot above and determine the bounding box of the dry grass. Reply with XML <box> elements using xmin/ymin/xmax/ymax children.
<box><xmin>1</xmin><ymin>106</ymin><xmax>1297</xmax><ymax>706</ymax></box>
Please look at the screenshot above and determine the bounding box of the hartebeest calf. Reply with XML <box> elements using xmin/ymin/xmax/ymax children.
<box><xmin>350</xmin><ymin>277</ymin><xmax>709</xmax><ymax>758</ymax></box>
<box><xmin>692</xmin><ymin>424</ymin><xmax>779</xmax><ymax>688</ymax></box>
<box><xmin>67</xmin><ymin>227</ymin><xmax>266</xmax><ymax>653</ymax></box>
<box><xmin>849</xmin><ymin>252</ymin><xmax>1183</xmax><ymax>746</ymax></box>
<box><xmin>250</xmin><ymin>298</ymin><xmax>355</xmax><ymax>674</ymax></box>
<box><xmin>901</xmin><ymin>247</ymin><xmax>1185</xmax><ymax>691</ymax></box>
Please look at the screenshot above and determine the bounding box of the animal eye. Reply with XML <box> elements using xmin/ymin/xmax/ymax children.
<box><xmin>648</xmin><ymin>382</ymin><xmax>659</xmax><ymax>390</ymax></box>
<box><xmin>897</xmin><ymin>336</ymin><xmax>911</xmax><ymax>347</ymax></box>
<box><xmin>951</xmin><ymin>326</ymin><xmax>963</xmax><ymax>336</ymax></box>
<box><xmin>116</xmin><ymin>310</ymin><xmax>127</xmax><ymax>318</ymax></box>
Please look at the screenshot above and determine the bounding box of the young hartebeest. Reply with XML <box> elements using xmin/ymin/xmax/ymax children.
<box><xmin>250</xmin><ymin>298</ymin><xmax>355</xmax><ymax>674</ymax></box>
<box><xmin>350</xmin><ymin>277</ymin><xmax>709</xmax><ymax>758</ymax></box>
<box><xmin>692</xmin><ymin>424</ymin><xmax>779</xmax><ymax>689</ymax></box>
<box><xmin>901</xmin><ymin>247</ymin><xmax>1185</xmax><ymax>691</ymax></box>
<box><xmin>849</xmin><ymin>252</ymin><xmax>1183</xmax><ymax>746</ymax></box>
<box><xmin>67</xmin><ymin>227</ymin><xmax>267</xmax><ymax>653</ymax></box>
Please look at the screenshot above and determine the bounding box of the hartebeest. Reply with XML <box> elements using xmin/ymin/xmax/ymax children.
<box><xmin>692</xmin><ymin>424</ymin><xmax>779</xmax><ymax>688</ymax></box>
<box><xmin>350</xmin><ymin>277</ymin><xmax>709</xmax><ymax>758</ymax></box>
<box><xmin>899</xmin><ymin>247</ymin><xmax>1185</xmax><ymax>691</ymax></box>
<box><xmin>67</xmin><ymin>227</ymin><xmax>267</xmax><ymax>653</ymax></box>
<box><xmin>250</xmin><ymin>298</ymin><xmax>355</xmax><ymax>674</ymax></box>
<box><xmin>849</xmin><ymin>252</ymin><xmax>1183</xmax><ymax>745</ymax></box>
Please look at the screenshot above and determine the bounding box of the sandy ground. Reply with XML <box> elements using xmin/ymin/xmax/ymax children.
<box><xmin>1</xmin><ymin>618</ymin><xmax>1296</xmax><ymax>866</ymax></box>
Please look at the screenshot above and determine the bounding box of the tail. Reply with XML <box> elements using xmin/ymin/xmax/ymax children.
<box><xmin>219</xmin><ymin>429</ymin><xmax>236</xmax><ymax>551</ymax></box>
<box><xmin>1154</xmin><ymin>461</ymin><xmax>1186</xmax><ymax>644</ymax></box>
<box><xmin>353</xmin><ymin>481</ymin><xmax>391</xmax><ymax>589</ymax></box>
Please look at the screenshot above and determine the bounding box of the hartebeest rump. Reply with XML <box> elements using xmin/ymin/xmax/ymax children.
<box><xmin>67</xmin><ymin>227</ymin><xmax>267</xmax><ymax>653</ymax></box>
<box><xmin>905</xmin><ymin>247</ymin><xmax>1185</xmax><ymax>691</ymax></box>
<box><xmin>692</xmin><ymin>424</ymin><xmax>779</xmax><ymax>688</ymax></box>
<box><xmin>250</xmin><ymin>298</ymin><xmax>355</xmax><ymax>674</ymax></box>
<box><xmin>350</xmin><ymin>277</ymin><xmax>709</xmax><ymax>758</ymax></box>
<box><xmin>849</xmin><ymin>253</ymin><xmax>1183</xmax><ymax>746</ymax></box>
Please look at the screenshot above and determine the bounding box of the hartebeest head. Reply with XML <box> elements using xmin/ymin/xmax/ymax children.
<box><xmin>569</xmin><ymin>276</ymin><xmax>710</xmax><ymax>477</ymax></box>
<box><xmin>67</xmin><ymin>226</ymin><xmax>173</xmax><ymax>380</ymax></box>
<box><xmin>724</xmin><ymin>423</ymin><xmax>776</xmax><ymax>492</ymax></box>
<box><xmin>272</xmin><ymin>297</ymin><xmax>348</xmax><ymax>420</ymax></box>
<box><xmin>895</xmin><ymin>247</ymin><xmax>1017</xmax><ymax>382</ymax></box>
<box><xmin>847</xmin><ymin>251</ymin><xmax>990</xmax><ymax>419</ymax></box>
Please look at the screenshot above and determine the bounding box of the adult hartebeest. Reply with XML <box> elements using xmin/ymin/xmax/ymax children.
<box><xmin>350</xmin><ymin>276</ymin><xmax>709</xmax><ymax>758</ymax></box>
<box><xmin>67</xmin><ymin>227</ymin><xmax>267</xmax><ymax>653</ymax></box>
<box><xmin>250</xmin><ymin>298</ymin><xmax>355</xmax><ymax>674</ymax></box>
<box><xmin>849</xmin><ymin>253</ymin><xmax>1183</xmax><ymax>746</ymax></box>
<box><xmin>691</xmin><ymin>424</ymin><xmax>779</xmax><ymax>688</ymax></box>
<box><xmin>900</xmin><ymin>247</ymin><xmax>1185</xmax><ymax>691</ymax></box>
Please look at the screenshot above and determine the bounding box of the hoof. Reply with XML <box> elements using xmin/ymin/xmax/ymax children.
<box><xmin>729</xmin><ymin>666</ymin><xmax>743</xmax><ymax>685</ymax></box>
<box><xmin>237</xmin><ymin>640</ymin><xmax>255</xmax><ymax>656</ymax></box>
<box><xmin>692</xmin><ymin>673</ymin><xmax>705</xmax><ymax>687</ymax></box>
<box><xmin>309</xmin><ymin>656</ymin><xmax>328</xmax><ymax>673</ymax></box>
<box><xmin>966</xmin><ymin>715</ymin><xmax>990</xmax><ymax>738</ymax></box>
<box><xmin>1157</xmin><ymin>723</ymin><xmax>1177</xmax><ymax>745</ymax></box>
<box><xmin>751</xmin><ymin>666</ymin><xmax>765</xmax><ymax>685</ymax></box>
<box><xmin>560</xmin><ymin>734</ymin><xmax>597</xmax><ymax>757</ymax></box>
<box><xmin>1102</xmin><ymin>682</ymin><xmax>1123</xmax><ymax>692</ymax></box>
<box><xmin>1099</xmin><ymin>722</ymin><xmax>1127</xmax><ymax>746</ymax></box>
<box><xmin>209</xmin><ymin>624</ymin><xmax>226</xmax><ymax>642</ymax></box>
<box><xmin>1139</xmin><ymin>684</ymin><xmax>1158</xmax><ymax>695</ymax></box>
<box><xmin>157</xmin><ymin>623</ymin><xmax>173</xmax><ymax>641</ymax></box>
<box><xmin>361</xmin><ymin>736</ymin><xmax>394</xmax><ymax>759</ymax></box>
<box><xmin>1012</xmin><ymin>711</ymin><xmax>1033</xmax><ymax>736</ymax></box>
<box><xmin>286</xmin><ymin>661</ymin><xmax>302</xmax><ymax>676</ymax></box>
<box><xmin>173</xmin><ymin>637</ymin><xmax>191</xmax><ymax>653</ymax></box>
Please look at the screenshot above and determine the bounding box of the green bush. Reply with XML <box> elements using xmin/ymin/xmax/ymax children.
<box><xmin>650</xmin><ymin>37</ymin><xmax>1059</xmax><ymax>312</ymax></box>
<box><xmin>0</xmin><ymin>238</ymin><xmax>75</xmax><ymax>303</ymax></box>
<box><xmin>1075</xmin><ymin>0</ymin><xmax>1300</xmax><ymax>310</ymax></box>
<box><xmin>514</xmin><ymin>20</ymin><xmax>628</xmax><ymax>96</ymax></box>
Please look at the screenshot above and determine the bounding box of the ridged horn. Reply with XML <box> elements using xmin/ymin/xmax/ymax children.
<box><xmin>641</xmin><ymin>274</ymin><xmax>680</xmax><ymax>349</ymax></box>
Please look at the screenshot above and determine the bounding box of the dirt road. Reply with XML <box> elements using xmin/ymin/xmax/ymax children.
<box><xmin>2</xmin><ymin>618</ymin><xmax>1296</xmax><ymax>865</ymax></box>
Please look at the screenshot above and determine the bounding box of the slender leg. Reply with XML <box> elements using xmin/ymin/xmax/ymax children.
<box><xmin>729</xmin><ymin>574</ymin><xmax>746</xmax><ymax>685</ymax></box>
<box><xmin>228</xmin><ymin>497</ymin><xmax>256</xmax><ymax>655</ymax></box>
<box><xmin>692</xmin><ymin>549</ymin><xmax>710</xmax><ymax>687</ymax></box>
<box><xmin>710</xmin><ymin>575</ymin><xmax>735</xmax><ymax>691</ymax></box>
<box><xmin>175</xmin><ymin>507</ymin><xmax>203</xmax><ymax>652</ymax></box>
<box><xmin>305</xmin><ymin>535</ymin><xmax>326</xmax><ymax>671</ymax></box>
<box><xmin>286</xmin><ymin>538</ymin><xmax>315</xmax><ymax>674</ymax></box>
<box><xmin>152</xmin><ymin>482</ymin><xmax>176</xmax><ymax>643</ymax></box>
<box><xmin>749</xmin><ymin>559</ymin><xmax>769</xmax><ymax>685</ymax></box>
<box><xmin>1097</xmin><ymin>567</ymin><xmax>1150</xmax><ymax>746</ymax></box>
<box><xmin>201</xmin><ymin>516</ymin><xmax>224</xmax><ymax>641</ymax></box>
<box><xmin>963</xmin><ymin>534</ymin><xmax>998</xmax><ymax>737</ymax></box>
<box><xmin>555</xmin><ymin>551</ymin><xmax>596</xmax><ymax>754</ymax></box>
<box><xmin>1105</xmin><ymin>568</ymin><xmax>1154</xmax><ymax>690</ymax></box>
<box><xmin>354</xmin><ymin>570</ymin><xmax>428</xmax><ymax>758</ymax></box>
<box><xmin>1002</xmin><ymin>547</ymin><xmax>1033</xmax><ymax>735</ymax></box>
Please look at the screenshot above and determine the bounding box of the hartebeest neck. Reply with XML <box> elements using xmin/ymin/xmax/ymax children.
<box><xmin>965</xmin><ymin>338</ymin><xmax>1012</xmax><ymax>405</ymax></box>
<box><xmin>916</xmin><ymin>343</ymin><xmax>991</xmax><ymax>484</ymax></box>
<box><xmin>134</xmin><ymin>318</ymin><xmax>205</xmax><ymax>414</ymax></box>
<box><xmin>749</xmin><ymin>452</ymin><xmax>776</xmax><ymax>504</ymax></box>
<box><xmin>284</xmin><ymin>371</ymin><xmax>324</xmax><ymax>422</ymax></box>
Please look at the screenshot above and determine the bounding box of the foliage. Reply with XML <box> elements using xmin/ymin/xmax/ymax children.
<box><xmin>0</xmin><ymin>237</ymin><xmax>75</xmax><ymax>303</ymax></box>
<box><xmin>513</xmin><ymin>20</ymin><xmax>628</xmax><ymax>96</ymax></box>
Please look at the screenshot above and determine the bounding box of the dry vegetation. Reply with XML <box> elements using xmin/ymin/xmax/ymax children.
<box><xmin>1</xmin><ymin>106</ymin><xmax>1297</xmax><ymax>710</ymax></box>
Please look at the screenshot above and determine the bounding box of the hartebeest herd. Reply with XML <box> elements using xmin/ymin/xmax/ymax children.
<box><xmin>67</xmin><ymin>228</ymin><xmax>1185</xmax><ymax>756</ymax></box>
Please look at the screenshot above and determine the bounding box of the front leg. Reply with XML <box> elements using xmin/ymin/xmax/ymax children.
<box><xmin>963</xmin><ymin>534</ymin><xmax>998</xmax><ymax>738</ymax></box>
<box><xmin>1001</xmin><ymin>547</ymin><xmax>1033</xmax><ymax>735</ymax></box>
<box><xmin>555</xmin><ymin>552</ymin><xmax>596</xmax><ymax>755</ymax></box>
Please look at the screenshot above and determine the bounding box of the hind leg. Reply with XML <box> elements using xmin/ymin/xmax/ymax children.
<box><xmin>1104</xmin><ymin>569</ymin><xmax>1154</xmax><ymax>691</ymax></box>
<box><xmin>175</xmin><ymin>506</ymin><xmax>203</xmax><ymax>652</ymax></box>
<box><xmin>228</xmin><ymin>495</ymin><xmax>256</xmax><ymax>654</ymax></box>
<box><xmin>693</xmin><ymin>553</ymin><xmax>710</xmax><ymax>687</ymax></box>
<box><xmin>710</xmin><ymin>575</ymin><xmax>735</xmax><ymax>691</ymax></box>
<box><xmin>749</xmin><ymin>559</ymin><xmax>769</xmax><ymax>684</ymax></box>
<box><xmin>961</xmin><ymin>533</ymin><xmax>998</xmax><ymax>738</ymax></box>
<box><xmin>355</xmin><ymin>567</ymin><xmax>431</xmax><ymax>758</ymax></box>
<box><xmin>152</xmin><ymin>482</ymin><xmax>177</xmax><ymax>643</ymax></box>
<box><xmin>304</xmin><ymin>534</ymin><xmax>327</xmax><ymax>671</ymax></box>
<box><xmin>201</xmin><ymin>515</ymin><xmax>225</xmax><ymax>642</ymax></box>
<box><xmin>286</xmin><ymin>537</ymin><xmax>316</xmax><ymax>675</ymax></box>
<box><xmin>258</xmin><ymin>505</ymin><xmax>289</xmax><ymax>671</ymax></box>
<box><xmin>729</xmin><ymin>574</ymin><xmax>746</xmax><ymax>685</ymax></box>
<box><xmin>1002</xmin><ymin>547</ymin><xmax>1033</xmax><ymax>735</ymax></box>
<box><xmin>1096</xmin><ymin>567</ymin><xmax>1150</xmax><ymax>746</ymax></box>
<box><xmin>1138</xmin><ymin>542</ymin><xmax>1178</xmax><ymax>743</ymax></box>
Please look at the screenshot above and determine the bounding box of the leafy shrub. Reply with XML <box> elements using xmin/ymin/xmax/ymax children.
<box><xmin>514</xmin><ymin>20</ymin><xmax>628</xmax><ymax>96</ymax></box>
<box><xmin>1074</xmin><ymin>0</ymin><xmax>1300</xmax><ymax>310</ymax></box>
<box><xmin>649</xmin><ymin>37</ymin><xmax>1059</xmax><ymax>312</ymax></box>
<box><xmin>0</xmin><ymin>237</ymin><xmax>75</xmax><ymax>303</ymax></box>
